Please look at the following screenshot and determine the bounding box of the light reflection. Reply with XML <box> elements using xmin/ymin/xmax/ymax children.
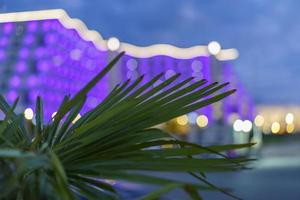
<box><xmin>72</xmin><ymin>113</ymin><xmax>81</xmax><ymax>124</ymax></box>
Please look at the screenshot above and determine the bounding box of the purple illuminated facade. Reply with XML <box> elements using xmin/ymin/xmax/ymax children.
<box><xmin>0</xmin><ymin>10</ymin><xmax>254</xmax><ymax>126</ymax></box>
<box><xmin>0</xmin><ymin>20</ymin><xmax>109</xmax><ymax>120</ymax></box>
<box><xmin>222</xmin><ymin>63</ymin><xmax>255</xmax><ymax>123</ymax></box>
<box><xmin>119</xmin><ymin>54</ymin><xmax>213</xmax><ymax>123</ymax></box>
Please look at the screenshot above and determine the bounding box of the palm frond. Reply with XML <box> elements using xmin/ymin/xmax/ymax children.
<box><xmin>0</xmin><ymin>52</ymin><xmax>254</xmax><ymax>200</ymax></box>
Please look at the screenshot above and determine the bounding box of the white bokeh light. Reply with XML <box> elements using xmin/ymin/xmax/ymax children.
<box><xmin>242</xmin><ymin>120</ymin><xmax>252</xmax><ymax>132</ymax></box>
<box><xmin>191</xmin><ymin>60</ymin><xmax>203</xmax><ymax>72</ymax></box>
<box><xmin>233</xmin><ymin>119</ymin><xmax>243</xmax><ymax>132</ymax></box>
<box><xmin>24</xmin><ymin>108</ymin><xmax>34</xmax><ymax>120</ymax></box>
<box><xmin>208</xmin><ymin>41</ymin><xmax>221</xmax><ymax>55</ymax></box>
<box><xmin>107</xmin><ymin>37</ymin><xmax>120</xmax><ymax>51</ymax></box>
<box><xmin>70</xmin><ymin>49</ymin><xmax>82</xmax><ymax>60</ymax></box>
<box><xmin>285</xmin><ymin>113</ymin><xmax>294</xmax><ymax>124</ymax></box>
<box><xmin>126</xmin><ymin>59</ymin><xmax>138</xmax><ymax>71</ymax></box>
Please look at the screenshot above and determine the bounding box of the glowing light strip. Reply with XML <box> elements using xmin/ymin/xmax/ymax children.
<box><xmin>0</xmin><ymin>9</ymin><xmax>65</xmax><ymax>23</ymax></box>
<box><xmin>0</xmin><ymin>9</ymin><xmax>107</xmax><ymax>50</ymax></box>
<box><xmin>119</xmin><ymin>43</ymin><xmax>209</xmax><ymax>59</ymax></box>
<box><xmin>0</xmin><ymin>9</ymin><xmax>238</xmax><ymax>60</ymax></box>
<box><xmin>216</xmin><ymin>48</ymin><xmax>239</xmax><ymax>61</ymax></box>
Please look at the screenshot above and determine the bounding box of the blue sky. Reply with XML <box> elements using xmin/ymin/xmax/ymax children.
<box><xmin>1</xmin><ymin>0</ymin><xmax>299</xmax><ymax>105</ymax></box>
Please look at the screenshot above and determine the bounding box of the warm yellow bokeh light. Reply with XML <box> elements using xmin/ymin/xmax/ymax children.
<box><xmin>286</xmin><ymin>123</ymin><xmax>295</xmax><ymax>134</ymax></box>
<box><xmin>24</xmin><ymin>108</ymin><xmax>34</xmax><ymax>120</ymax></box>
<box><xmin>176</xmin><ymin>115</ymin><xmax>188</xmax><ymax>126</ymax></box>
<box><xmin>254</xmin><ymin>115</ymin><xmax>264</xmax><ymax>127</ymax></box>
<box><xmin>285</xmin><ymin>113</ymin><xmax>294</xmax><ymax>124</ymax></box>
<box><xmin>72</xmin><ymin>114</ymin><xmax>81</xmax><ymax>124</ymax></box>
<box><xmin>196</xmin><ymin>115</ymin><xmax>208</xmax><ymax>128</ymax></box>
<box><xmin>271</xmin><ymin>122</ymin><xmax>280</xmax><ymax>134</ymax></box>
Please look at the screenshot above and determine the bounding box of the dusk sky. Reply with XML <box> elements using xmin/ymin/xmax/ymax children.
<box><xmin>1</xmin><ymin>0</ymin><xmax>299</xmax><ymax>105</ymax></box>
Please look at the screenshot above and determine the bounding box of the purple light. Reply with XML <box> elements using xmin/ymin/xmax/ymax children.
<box><xmin>86</xmin><ymin>97</ymin><xmax>98</xmax><ymax>108</ymax></box>
<box><xmin>16</xmin><ymin>61</ymin><xmax>27</xmax><ymax>73</ymax></box>
<box><xmin>6</xmin><ymin>90</ymin><xmax>18</xmax><ymax>102</ymax></box>
<box><xmin>19</xmin><ymin>48</ymin><xmax>30</xmax><ymax>59</ymax></box>
<box><xmin>199</xmin><ymin>56</ymin><xmax>211</xmax><ymax>81</ymax></box>
<box><xmin>87</xmin><ymin>46</ymin><xmax>98</xmax><ymax>58</ymax></box>
<box><xmin>28</xmin><ymin>90</ymin><xmax>39</xmax><ymax>101</ymax></box>
<box><xmin>3</xmin><ymin>23</ymin><xmax>14</xmax><ymax>34</ymax></box>
<box><xmin>53</xmin><ymin>55</ymin><xmax>63</xmax><ymax>66</ymax></box>
<box><xmin>45</xmin><ymin>33</ymin><xmax>57</xmax><ymax>44</ymax></box>
<box><xmin>10</xmin><ymin>76</ymin><xmax>21</xmax><ymax>88</ymax></box>
<box><xmin>0</xmin><ymin>50</ymin><xmax>5</xmax><ymax>60</ymax></box>
<box><xmin>165</xmin><ymin>69</ymin><xmax>176</xmax><ymax>79</ymax></box>
<box><xmin>138</xmin><ymin>58</ymin><xmax>151</xmax><ymax>82</ymax></box>
<box><xmin>0</xmin><ymin>37</ymin><xmax>9</xmax><ymax>46</ymax></box>
<box><xmin>51</xmin><ymin>20</ymin><xmax>63</xmax><ymax>31</ymax></box>
<box><xmin>85</xmin><ymin>59</ymin><xmax>96</xmax><ymax>71</ymax></box>
<box><xmin>28</xmin><ymin>75</ymin><xmax>38</xmax><ymax>87</ymax></box>
<box><xmin>37</xmin><ymin>60</ymin><xmax>49</xmax><ymax>72</ymax></box>
<box><xmin>27</xmin><ymin>21</ymin><xmax>38</xmax><ymax>32</ymax></box>
<box><xmin>0</xmin><ymin>17</ymin><xmax>250</xmax><ymax>124</ymax></box>
<box><xmin>23</xmin><ymin>35</ymin><xmax>35</xmax><ymax>45</ymax></box>
<box><xmin>42</xmin><ymin>20</ymin><xmax>52</xmax><ymax>31</ymax></box>
<box><xmin>35</xmin><ymin>47</ymin><xmax>45</xmax><ymax>58</ymax></box>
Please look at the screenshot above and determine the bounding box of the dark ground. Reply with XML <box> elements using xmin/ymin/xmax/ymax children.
<box><xmin>118</xmin><ymin>136</ymin><xmax>300</xmax><ymax>200</ymax></box>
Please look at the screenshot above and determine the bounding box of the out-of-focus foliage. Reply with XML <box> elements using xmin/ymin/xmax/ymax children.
<box><xmin>0</xmin><ymin>52</ymin><xmax>253</xmax><ymax>200</ymax></box>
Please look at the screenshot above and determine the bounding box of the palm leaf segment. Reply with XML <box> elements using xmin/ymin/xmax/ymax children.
<box><xmin>0</xmin><ymin>52</ymin><xmax>253</xmax><ymax>200</ymax></box>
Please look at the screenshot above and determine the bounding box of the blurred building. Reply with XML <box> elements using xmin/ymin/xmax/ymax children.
<box><xmin>0</xmin><ymin>9</ymin><xmax>263</xmax><ymax>146</ymax></box>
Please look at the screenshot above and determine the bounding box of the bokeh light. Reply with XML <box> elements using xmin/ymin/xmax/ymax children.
<box><xmin>24</xmin><ymin>108</ymin><xmax>34</xmax><ymax>120</ymax></box>
<box><xmin>196</xmin><ymin>115</ymin><xmax>208</xmax><ymax>128</ymax></box>
<box><xmin>208</xmin><ymin>41</ymin><xmax>221</xmax><ymax>55</ymax></box>
<box><xmin>271</xmin><ymin>122</ymin><xmax>280</xmax><ymax>134</ymax></box>
<box><xmin>233</xmin><ymin>119</ymin><xmax>243</xmax><ymax>132</ymax></box>
<box><xmin>107</xmin><ymin>37</ymin><xmax>120</xmax><ymax>51</ymax></box>
<box><xmin>242</xmin><ymin>120</ymin><xmax>252</xmax><ymax>132</ymax></box>
<box><xmin>286</xmin><ymin>123</ymin><xmax>295</xmax><ymax>134</ymax></box>
<box><xmin>285</xmin><ymin>113</ymin><xmax>294</xmax><ymax>124</ymax></box>
<box><xmin>176</xmin><ymin>115</ymin><xmax>189</xmax><ymax>126</ymax></box>
<box><xmin>254</xmin><ymin>115</ymin><xmax>264</xmax><ymax>127</ymax></box>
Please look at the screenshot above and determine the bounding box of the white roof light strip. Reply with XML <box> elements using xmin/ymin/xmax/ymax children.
<box><xmin>0</xmin><ymin>9</ymin><xmax>238</xmax><ymax>60</ymax></box>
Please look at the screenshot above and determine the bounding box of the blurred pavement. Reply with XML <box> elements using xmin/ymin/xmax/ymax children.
<box><xmin>119</xmin><ymin>139</ymin><xmax>300</xmax><ymax>200</ymax></box>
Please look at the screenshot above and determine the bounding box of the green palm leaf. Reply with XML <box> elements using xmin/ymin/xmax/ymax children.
<box><xmin>0</xmin><ymin>52</ymin><xmax>254</xmax><ymax>200</ymax></box>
